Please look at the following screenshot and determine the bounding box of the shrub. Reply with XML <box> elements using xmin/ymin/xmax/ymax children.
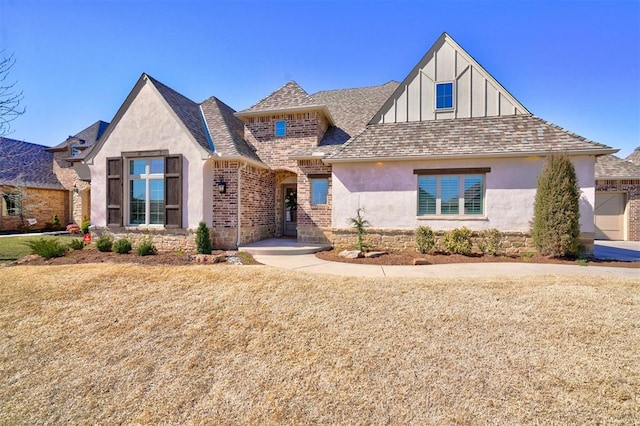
<box><xmin>136</xmin><ymin>238</ymin><xmax>156</xmax><ymax>256</ymax></box>
<box><xmin>95</xmin><ymin>235</ymin><xmax>113</xmax><ymax>252</ymax></box>
<box><xmin>195</xmin><ymin>221</ymin><xmax>212</xmax><ymax>254</ymax></box>
<box><xmin>113</xmin><ymin>238</ymin><xmax>132</xmax><ymax>254</ymax></box>
<box><xmin>531</xmin><ymin>153</ymin><xmax>581</xmax><ymax>257</ymax></box>
<box><xmin>68</xmin><ymin>238</ymin><xmax>85</xmax><ymax>251</ymax></box>
<box><xmin>52</xmin><ymin>214</ymin><xmax>61</xmax><ymax>230</ymax></box>
<box><xmin>477</xmin><ymin>228</ymin><xmax>503</xmax><ymax>256</ymax></box>
<box><xmin>416</xmin><ymin>226</ymin><xmax>436</xmax><ymax>254</ymax></box>
<box><xmin>25</xmin><ymin>238</ymin><xmax>67</xmax><ymax>259</ymax></box>
<box><xmin>81</xmin><ymin>219</ymin><xmax>91</xmax><ymax>235</ymax></box>
<box><xmin>348</xmin><ymin>208</ymin><xmax>370</xmax><ymax>253</ymax></box>
<box><xmin>441</xmin><ymin>227</ymin><xmax>473</xmax><ymax>255</ymax></box>
<box><xmin>66</xmin><ymin>223</ymin><xmax>81</xmax><ymax>234</ymax></box>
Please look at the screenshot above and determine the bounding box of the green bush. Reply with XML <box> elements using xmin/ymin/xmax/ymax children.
<box><xmin>52</xmin><ymin>214</ymin><xmax>61</xmax><ymax>230</ymax></box>
<box><xmin>531</xmin><ymin>153</ymin><xmax>581</xmax><ymax>257</ymax></box>
<box><xmin>136</xmin><ymin>238</ymin><xmax>156</xmax><ymax>256</ymax></box>
<box><xmin>25</xmin><ymin>238</ymin><xmax>67</xmax><ymax>259</ymax></box>
<box><xmin>416</xmin><ymin>226</ymin><xmax>436</xmax><ymax>254</ymax></box>
<box><xmin>348</xmin><ymin>208</ymin><xmax>370</xmax><ymax>253</ymax></box>
<box><xmin>81</xmin><ymin>219</ymin><xmax>91</xmax><ymax>235</ymax></box>
<box><xmin>95</xmin><ymin>235</ymin><xmax>113</xmax><ymax>252</ymax></box>
<box><xmin>113</xmin><ymin>238</ymin><xmax>132</xmax><ymax>254</ymax></box>
<box><xmin>441</xmin><ymin>227</ymin><xmax>473</xmax><ymax>255</ymax></box>
<box><xmin>195</xmin><ymin>221</ymin><xmax>212</xmax><ymax>254</ymax></box>
<box><xmin>68</xmin><ymin>238</ymin><xmax>85</xmax><ymax>251</ymax></box>
<box><xmin>477</xmin><ymin>228</ymin><xmax>503</xmax><ymax>256</ymax></box>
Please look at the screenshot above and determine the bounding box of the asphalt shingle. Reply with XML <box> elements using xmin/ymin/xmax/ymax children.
<box><xmin>329</xmin><ymin>115</ymin><xmax>614</xmax><ymax>161</ymax></box>
<box><xmin>237</xmin><ymin>81</ymin><xmax>323</xmax><ymax>114</ymax></box>
<box><xmin>626</xmin><ymin>146</ymin><xmax>640</xmax><ymax>166</ymax></box>
<box><xmin>596</xmin><ymin>154</ymin><xmax>640</xmax><ymax>179</ymax></box>
<box><xmin>0</xmin><ymin>137</ymin><xmax>64</xmax><ymax>190</ymax></box>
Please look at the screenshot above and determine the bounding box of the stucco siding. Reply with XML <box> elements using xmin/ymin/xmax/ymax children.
<box><xmin>89</xmin><ymin>82</ymin><xmax>209</xmax><ymax>229</ymax></box>
<box><xmin>332</xmin><ymin>156</ymin><xmax>596</xmax><ymax>234</ymax></box>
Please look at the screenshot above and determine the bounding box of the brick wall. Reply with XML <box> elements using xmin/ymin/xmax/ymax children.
<box><xmin>211</xmin><ymin>161</ymin><xmax>239</xmax><ymax>249</ymax></box>
<box><xmin>243</xmin><ymin>112</ymin><xmax>329</xmax><ymax>170</ymax></box>
<box><xmin>0</xmin><ymin>186</ymin><xmax>68</xmax><ymax>231</ymax></box>
<box><xmin>239</xmin><ymin>164</ymin><xmax>275</xmax><ymax>244</ymax></box>
<box><xmin>297</xmin><ymin>160</ymin><xmax>332</xmax><ymax>243</ymax></box>
<box><xmin>596</xmin><ymin>179</ymin><xmax>640</xmax><ymax>241</ymax></box>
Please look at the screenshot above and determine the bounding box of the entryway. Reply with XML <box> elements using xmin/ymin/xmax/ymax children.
<box><xmin>283</xmin><ymin>184</ymin><xmax>297</xmax><ymax>237</ymax></box>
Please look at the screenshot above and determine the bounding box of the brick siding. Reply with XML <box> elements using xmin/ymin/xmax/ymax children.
<box><xmin>0</xmin><ymin>186</ymin><xmax>69</xmax><ymax>232</ymax></box>
<box><xmin>596</xmin><ymin>179</ymin><xmax>640</xmax><ymax>241</ymax></box>
<box><xmin>297</xmin><ymin>159</ymin><xmax>332</xmax><ymax>243</ymax></box>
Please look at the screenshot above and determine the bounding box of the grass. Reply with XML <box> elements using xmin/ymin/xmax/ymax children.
<box><xmin>0</xmin><ymin>235</ymin><xmax>75</xmax><ymax>261</ymax></box>
<box><xmin>0</xmin><ymin>265</ymin><xmax>638</xmax><ymax>424</ymax></box>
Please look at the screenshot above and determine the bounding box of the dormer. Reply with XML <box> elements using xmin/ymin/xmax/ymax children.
<box><xmin>236</xmin><ymin>81</ymin><xmax>335</xmax><ymax>145</ymax></box>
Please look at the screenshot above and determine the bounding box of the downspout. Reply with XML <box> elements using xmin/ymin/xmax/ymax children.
<box><xmin>236</xmin><ymin>162</ymin><xmax>247</xmax><ymax>248</ymax></box>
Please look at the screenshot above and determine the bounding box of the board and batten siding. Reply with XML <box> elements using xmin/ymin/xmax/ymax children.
<box><xmin>373</xmin><ymin>35</ymin><xmax>528</xmax><ymax>124</ymax></box>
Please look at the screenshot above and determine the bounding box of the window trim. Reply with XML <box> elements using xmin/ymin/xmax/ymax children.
<box><xmin>275</xmin><ymin>120</ymin><xmax>286</xmax><ymax>137</ymax></box>
<box><xmin>434</xmin><ymin>81</ymin><xmax>455</xmax><ymax>111</ymax></box>
<box><xmin>1</xmin><ymin>192</ymin><xmax>21</xmax><ymax>217</ymax></box>
<box><xmin>309</xmin><ymin>175</ymin><xmax>330</xmax><ymax>206</ymax></box>
<box><xmin>126</xmin><ymin>157</ymin><xmax>166</xmax><ymax>227</ymax></box>
<box><xmin>415</xmin><ymin>168</ymin><xmax>489</xmax><ymax>218</ymax></box>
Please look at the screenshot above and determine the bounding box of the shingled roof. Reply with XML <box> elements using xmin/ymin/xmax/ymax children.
<box><xmin>46</xmin><ymin>120</ymin><xmax>110</xmax><ymax>161</ymax></box>
<box><xmin>0</xmin><ymin>137</ymin><xmax>64</xmax><ymax>190</ymax></box>
<box><xmin>236</xmin><ymin>81</ymin><xmax>325</xmax><ymax>116</ymax></box>
<box><xmin>596</xmin><ymin>154</ymin><xmax>640</xmax><ymax>179</ymax></box>
<box><xmin>626</xmin><ymin>146</ymin><xmax>640</xmax><ymax>166</ymax></box>
<box><xmin>200</xmin><ymin>96</ymin><xmax>262</xmax><ymax>163</ymax></box>
<box><xmin>328</xmin><ymin>115</ymin><xmax>616</xmax><ymax>162</ymax></box>
<box><xmin>146</xmin><ymin>75</ymin><xmax>212</xmax><ymax>152</ymax></box>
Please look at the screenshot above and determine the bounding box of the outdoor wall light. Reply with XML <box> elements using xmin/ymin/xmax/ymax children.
<box><xmin>73</xmin><ymin>183</ymin><xmax>79</xmax><ymax>194</ymax></box>
<box><xmin>217</xmin><ymin>179</ymin><xmax>226</xmax><ymax>194</ymax></box>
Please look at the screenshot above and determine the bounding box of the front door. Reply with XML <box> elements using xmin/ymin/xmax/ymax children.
<box><xmin>283</xmin><ymin>184</ymin><xmax>297</xmax><ymax>237</ymax></box>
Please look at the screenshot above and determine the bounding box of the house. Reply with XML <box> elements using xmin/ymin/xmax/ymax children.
<box><xmin>45</xmin><ymin>120</ymin><xmax>109</xmax><ymax>225</ymax></box>
<box><xmin>0</xmin><ymin>137</ymin><xmax>68</xmax><ymax>231</ymax></box>
<box><xmin>595</xmin><ymin>153</ymin><xmax>640</xmax><ymax>241</ymax></box>
<box><xmin>84</xmin><ymin>33</ymin><xmax>616</xmax><ymax>253</ymax></box>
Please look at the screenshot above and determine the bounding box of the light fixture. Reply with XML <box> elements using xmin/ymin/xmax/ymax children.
<box><xmin>73</xmin><ymin>183</ymin><xmax>79</xmax><ymax>194</ymax></box>
<box><xmin>217</xmin><ymin>178</ymin><xmax>226</xmax><ymax>194</ymax></box>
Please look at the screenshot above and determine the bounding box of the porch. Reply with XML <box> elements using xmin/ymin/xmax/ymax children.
<box><xmin>238</xmin><ymin>238</ymin><xmax>331</xmax><ymax>255</ymax></box>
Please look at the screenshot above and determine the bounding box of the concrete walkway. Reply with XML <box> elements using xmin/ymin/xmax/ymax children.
<box><xmin>253</xmin><ymin>253</ymin><xmax>640</xmax><ymax>278</ymax></box>
<box><xmin>594</xmin><ymin>241</ymin><xmax>640</xmax><ymax>262</ymax></box>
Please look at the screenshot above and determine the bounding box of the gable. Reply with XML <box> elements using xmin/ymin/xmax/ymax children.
<box><xmin>371</xmin><ymin>33</ymin><xmax>529</xmax><ymax>124</ymax></box>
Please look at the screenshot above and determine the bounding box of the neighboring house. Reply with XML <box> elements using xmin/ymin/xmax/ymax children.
<box><xmin>45</xmin><ymin>121</ymin><xmax>109</xmax><ymax>225</ymax></box>
<box><xmin>595</xmin><ymin>154</ymin><xmax>640</xmax><ymax>241</ymax></box>
<box><xmin>627</xmin><ymin>146</ymin><xmax>640</xmax><ymax>165</ymax></box>
<box><xmin>85</xmin><ymin>32</ymin><xmax>616</xmax><ymax>253</ymax></box>
<box><xmin>0</xmin><ymin>137</ymin><xmax>68</xmax><ymax>231</ymax></box>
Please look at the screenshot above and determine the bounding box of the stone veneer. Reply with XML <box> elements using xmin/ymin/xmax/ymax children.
<box><xmin>51</xmin><ymin>151</ymin><xmax>89</xmax><ymax>225</ymax></box>
<box><xmin>330</xmin><ymin>228</ymin><xmax>595</xmax><ymax>255</ymax></box>
<box><xmin>596</xmin><ymin>179</ymin><xmax>640</xmax><ymax>241</ymax></box>
<box><xmin>93</xmin><ymin>227</ymin><xmax>197</xmax><ymax>252</ymax></box>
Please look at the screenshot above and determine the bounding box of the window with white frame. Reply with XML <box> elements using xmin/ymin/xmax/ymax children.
<box><xmin>416</xmin><ymin>168</ymin><xmax>488</xmax><ymax>216</ymax></box>
<box><xmin>69</xmin><ymin>143</ymin><xmax>81</xmax><ymax>157</ymax></box>
<box><xmin>275</xmin><ymin>120</ymin><xmax>286</xmax><ymax>137</ymax></box>
<box><xmin>310</xmin><ymin>177</ymin><xmax>329</xmax><ymax>205</ymax></box>
<box><xmin>435</xmin><ymin>82</ymin><xmax>454</xmax><ymax>110</ymax></box>
<box><xmin>128</xmin><ymin>158</ymin><xmax>165</xmax><ymax>225</ymax></box>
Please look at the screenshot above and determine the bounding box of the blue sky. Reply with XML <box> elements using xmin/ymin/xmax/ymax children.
<box><xmin>1</xmin><ymin>0</ymin><xmax>639</xmax><ymax>157</ymax></box>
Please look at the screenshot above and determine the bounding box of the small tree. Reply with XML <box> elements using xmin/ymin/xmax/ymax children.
<box><xmin>348</xmin><ymin>208</ymin><xmax>370</xmax><ymax>254</ymax></box>
<box><xmin>0</xmin><ymin>51</ymin><xmax>25</xmax><ymax>136</ymax></box>
<box><xmin>532</xmin><ymin>153</ymin><xmax>581</xmax><ymax>257</ymax></box>
<box><xmin>195</xmin><ymin>221</ymin><xmax>212</xmax><ymax>254</ymax></box>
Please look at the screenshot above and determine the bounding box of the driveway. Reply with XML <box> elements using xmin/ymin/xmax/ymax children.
<box><xmin>594</xmin><ymin>240</ymin><xmax>640</xmax><ymax>261</ymax></box>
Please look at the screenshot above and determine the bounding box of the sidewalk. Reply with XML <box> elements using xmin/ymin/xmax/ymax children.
<box><xmin>253</xmin><ymin>254</ymin><xmax>640</xmax><ymax>278</ymax></box>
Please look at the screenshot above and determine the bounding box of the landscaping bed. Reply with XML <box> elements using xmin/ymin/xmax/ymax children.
<box><xmin>316</xmin><ymin>249</ymin><xmax>640</xmax><ymax>268</ymax></box>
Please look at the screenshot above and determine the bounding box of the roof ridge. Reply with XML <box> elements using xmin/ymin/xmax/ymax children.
<box><xmin>312</xmin><ymin>80</ymin><xmax>400</xmax><ymax>96</ymax></box>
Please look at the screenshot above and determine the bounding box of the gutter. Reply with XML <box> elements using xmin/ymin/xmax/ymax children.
<box><xmin>323</xmin><ymin>148</ymin><xmax>619</xmax><ymax>164</ymax></box>
<box><xmin>236</xmin><ymin>162</ymin><xmax>247</xmax><ymax>249</ymax></box>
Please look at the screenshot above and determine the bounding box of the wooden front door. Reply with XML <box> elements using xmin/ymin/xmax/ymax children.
<box><xmin>283</xmin><ymin>184</ymin><xmax>297</xmax><ymax>237</ymax></box>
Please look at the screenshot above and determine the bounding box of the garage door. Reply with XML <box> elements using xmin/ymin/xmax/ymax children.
<box><xmin>595</xmin><ymin>192</ymin><xmax>625</xmax><ymax>240</ymax></box>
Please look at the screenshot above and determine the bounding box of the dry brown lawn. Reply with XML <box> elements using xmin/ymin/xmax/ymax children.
<box><xmin>0</xmin><ymin>264</ymin><xmax>638</xmax><ymax>424</ymax></box>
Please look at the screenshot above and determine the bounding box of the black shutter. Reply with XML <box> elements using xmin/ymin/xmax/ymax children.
<box><xmin>164</xmin><ymin>155</ymin><xmax>182</xmax><ymax>228</ymax></box>
<box><xmin>106</xmin><ymin>157</ymin><xmax>123</xmax><ymax>226</ymax></box>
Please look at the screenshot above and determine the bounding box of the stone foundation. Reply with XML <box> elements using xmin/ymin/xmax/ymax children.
<box><xmin>93</xmin><ymin>227</ymin><xmax>197</xmax><ymax>252</ymax></box>
<box><xmin>297</xmin><ymin>224</ymin><xmax>332</xmax><ymax>244</ymax></box>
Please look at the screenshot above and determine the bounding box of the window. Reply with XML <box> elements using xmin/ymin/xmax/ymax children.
<box><xmin>435</xmin><ymin>82</ymin><xmax>454</xmax><ymax>110</ymax></box>
<box><xmin>275</xmin><ymin>120</ymin><xmax>286</xmax><ymax>137</ymax></box>
<box><xmin>310</xmin><ymin>178</ymin><xmax>328</xmax><ymax>205</ymax></box>
<box><xmin>417</xmin><ymin>171</ymin><xmax>486</xmax><ymax>216</ymax></box>
<box><xmin>1</xmin><ymin>192</ymin><xmax>21</xmax><ymax>216</ymax></box>
<box><xmin>128</xmin><ymin>158</ymin><xmax>165</xmax><ymax>225</ymax></box>
<box><xmin>69</xmin><ymin>143</ymin><xmax>81</xmax><ymax>157</ymax></box>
